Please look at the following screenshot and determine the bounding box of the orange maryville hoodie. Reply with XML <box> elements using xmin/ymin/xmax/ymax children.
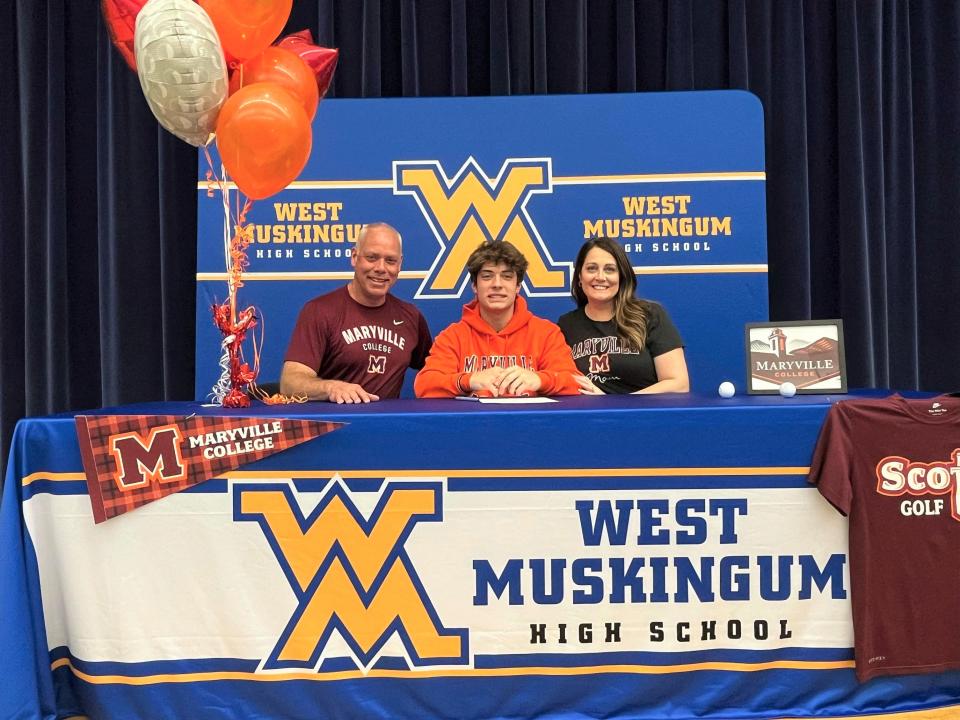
<box><xmin>414</xmin><ymin>296</ymin><xmax>580</xmax><ymax>398</ymax></box>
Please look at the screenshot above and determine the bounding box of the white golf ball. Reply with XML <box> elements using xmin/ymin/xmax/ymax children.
<box><xmin>779</xmin><ymin>381</ymin><xmax>797</xmax><ymax>397</ymax></box>
<box><xmin>718</xmin><ymin>381</ymin><xmax>736</xmax><ymax>398</ymax></box>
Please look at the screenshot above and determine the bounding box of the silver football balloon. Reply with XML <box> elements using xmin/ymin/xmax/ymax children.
<box><xmin>134</xmin><ymin>0</ymin><xmax>227</xmax><ymax>147</ymax></box>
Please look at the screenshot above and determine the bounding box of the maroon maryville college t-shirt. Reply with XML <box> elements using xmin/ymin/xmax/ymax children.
<box><xmin>809</xmin><ymin>394</ymin><xmax>960</xmax><ymax>681</ymax></box>
<box><xmin>284</xmin><ymin>286</ymin><xmax>432</xmax><ymax>398</ymax></box>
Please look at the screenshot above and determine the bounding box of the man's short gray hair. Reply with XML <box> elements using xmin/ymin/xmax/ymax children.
<box><xmin>357</xmin><ymin>222</ymin><xmax>403</xmax><ymax>252</ymax></box>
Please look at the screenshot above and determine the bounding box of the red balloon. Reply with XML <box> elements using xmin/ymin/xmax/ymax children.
<box><xmin>199</xmin><ymin>0</ymin><xmax>292</xmax><ymax>61</ymax></box>
<box><xmin>215</xmin><ymin>82</ymin><xmax>311</xmax><ymax>200</ymax></box>
<box><xmin>229</xmin><ymin>47</ymin><xmax>319</xmax><ymax>120</ymax></box>
<box><xmin>101</xmin><ymin>0</ymin><xmax>147</xmax><ymax>70</ymax></box>
<box><xmin>276</xmin><ymin>30</ymin><xmax>339</xmax><ymax>99</ymax></box>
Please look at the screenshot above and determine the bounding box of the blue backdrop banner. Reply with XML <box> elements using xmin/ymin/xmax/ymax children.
<box><xmin>196</xmin><ymin>91</ymin><xmax>769</xmax><ymax>398</ymax></box>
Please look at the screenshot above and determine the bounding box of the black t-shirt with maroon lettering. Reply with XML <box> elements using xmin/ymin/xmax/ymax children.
<box><xmin>285</xmin><ymin>286</ymin><xmax>432</xmax><ymax>398</ymax></box>
<box><xmin>809</xmin><ymin>394</ymin><xmax>960</xmax><ymax>681</ymax></box>
<box><xmin>557</xmin><ymin>302</ymin><xmax>683</xmax><ymax>394</ymax></box>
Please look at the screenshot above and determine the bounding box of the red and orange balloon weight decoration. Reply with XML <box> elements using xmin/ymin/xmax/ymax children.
<box><xmin>215</xmin><ymin>82</ymin><xmax>311</xmax><ymax>200</ymax></box>
<box><xmin>229</xmin><ymin>47</ymin><xmax>319</xmax><ymax>120</ymax></box>
<box><xmin>101</xmin><ymin>0</ymin><xmax>148</xmax><ymax>70</ymax></box>
<box><xmin>276</xmin><ymin>30</ymin><xmax>339</xmax><ymax>98</ymax></box>
<box><xmin>198</xmin><ymin>0</ymin><xmax>292</xmax><ymax>61</ymax></box>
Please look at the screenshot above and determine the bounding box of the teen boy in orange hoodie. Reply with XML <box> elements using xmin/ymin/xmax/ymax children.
<box><xmin>414</xmin><ymin>241</ymin><xmax>580</xmax><ymax>398</ymax></box>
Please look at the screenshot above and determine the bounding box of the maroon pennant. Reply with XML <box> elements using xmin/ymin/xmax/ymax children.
<box><xmin>75</xmin><ymin>415</ymin><xmax>344</xmax><ymax>523</ymax></box>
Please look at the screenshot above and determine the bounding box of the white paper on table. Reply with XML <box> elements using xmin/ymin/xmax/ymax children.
<box><xmin>476</xmin><ymin>396</ymin><xmax>558</xmax><ymax>404</ymax></box>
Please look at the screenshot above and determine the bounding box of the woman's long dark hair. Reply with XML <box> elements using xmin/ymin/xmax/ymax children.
<box><xmin>571</xmin><ymin>237</ymin><xmax>648</xmax><ymax>352</ymax></box>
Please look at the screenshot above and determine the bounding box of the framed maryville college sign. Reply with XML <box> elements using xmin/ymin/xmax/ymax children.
<box><xmin>745</xmin><ymin>320</ymin><xmax>847</xmax><ymax>394</ymax></box>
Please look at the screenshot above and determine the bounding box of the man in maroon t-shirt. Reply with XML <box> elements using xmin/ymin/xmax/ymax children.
<box><xmin>280</xmin><ymin>223</ymin><xmax>432</xmax><ymax>403</ymax></box>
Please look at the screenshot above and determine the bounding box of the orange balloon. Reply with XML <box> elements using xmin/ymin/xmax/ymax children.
<box><xmin>229</xmin><ymin>47</ymin><xmax>319</xmax><ymax>120</ymax></box>
<box><xmin>199</xmin><ymin>0</ymin><xmax>292</xmax><ymax>61</ymax></box>
<box><xmin>215</xmin><ymin>82</ymin><xmax>311</xmax><ymax>200</ymax></box>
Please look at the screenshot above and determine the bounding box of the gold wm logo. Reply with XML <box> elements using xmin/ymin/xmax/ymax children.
<box><xmin>393</xmin><ymin>157</ymin><xmax>570</xmax><ymax>298</ymax></box>
<box><xmin>234</xmin><ymin>480</ymin><xmax>468</xmax><ymax>671</ymax></box>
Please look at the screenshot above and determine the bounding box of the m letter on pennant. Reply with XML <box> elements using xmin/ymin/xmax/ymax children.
<box><xmin>108</xmin><ymin>425</ymin><xmax>187</xmax><ymax>490</ymax></box>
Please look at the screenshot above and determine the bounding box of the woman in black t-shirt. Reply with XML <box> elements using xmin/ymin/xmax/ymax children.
<box><xmin>558</xmin><ymin>238</ymin><xmax>689</xmax><ymax>394</ymax></box>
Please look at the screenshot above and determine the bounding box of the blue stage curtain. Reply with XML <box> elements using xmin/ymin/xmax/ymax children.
<box><xmin>3</xmin><ymin>0</ymin><xmax>960</xmax><ymax>482</ymax></box>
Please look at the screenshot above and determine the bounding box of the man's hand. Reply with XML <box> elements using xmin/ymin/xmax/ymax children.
<box><xmin>468</xmin><ymin>366</ymin><xmax>542</xmax><ymax>397</ymax></box>
<box><xmin>497</xmin><ymin>366</ymin><xmax>541</xmax><ymax>396</ymax></box>
<box><xmin>280</xmin><ymin>362</ymin><xmax>381</xmax><ymax>403</ymax></box>
<box><xmin>325</xmin><ymin>381</ymin><xmax>379</xmax><ymax>404</ymax></box>
<box><xmin>468</xmin><ymin>367</ymin><xmax>507</xmax><ymax>396</ymax></box>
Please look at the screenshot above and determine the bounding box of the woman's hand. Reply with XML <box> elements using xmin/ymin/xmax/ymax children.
<box><xmin>575</xmin><ymin>374</ymin><xmax>604</xmax><ymax>395</ymax></box>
